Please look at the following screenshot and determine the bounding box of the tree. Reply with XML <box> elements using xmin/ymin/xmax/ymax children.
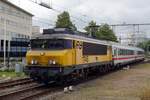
<box><xmin>137</xmin><ymin>42</ymin><xmax>147</xmax><ymax>50</ymax></box>
<box><xmin>96</xmin><ymin>24</ymin><xmax>117</xmax><ymax>42</ymax></box>
<box><xmin>84</xmin><ymin>22</ymin><xmax>117</xmax><ymax>42</ymax></box>
<box><xmin>56</xmin><ymin>11</ymin><xmax>77</xmax><ymax>30</ymax></box>
<box><xmin>84</xmin><ymin>20</ymin><xmax>98</xmax><ymax>37</ymax></box>
<box><xmin>72</xmin><ymin>24</ymin><xmax>77</xmax><ymax>31</ymax></box>
<box><xmin>137</xmin><ymin>40</ymin><xmax>150</xmax><ymax>52</ymax></box>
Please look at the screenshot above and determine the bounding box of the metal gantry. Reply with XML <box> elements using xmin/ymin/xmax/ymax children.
<box><xmin>110</xmin><ymin>23</ymin><xmax>150</xmax><ymax>46</ymax></box>
<box><xmin>89</xmin><ymin>23</ymin><xmax>150</xmax><ymax>46</ymax></box>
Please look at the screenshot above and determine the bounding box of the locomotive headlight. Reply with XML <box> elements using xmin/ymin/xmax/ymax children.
<box><xmin>52</xmin><ymin>60</ymin><xmax>56</xmax><ymax>64</ymax></box>
<box><xmin>49</xmin><ymin>60</ymin><xmax>56</xmax><ymax>65</ymax></box>
<box><xmin>31</xmin><ymin>60</ymin><xmax>34</xmax><ymax>65</ymax></box>
<box><xmin>31</xmin><ymin>60</ymin><xmax>37</xmax><ymax>65</ymax></box>
<box><xmin>34</xmin><ymin>60</ymin><xmax>38</xmax><ymax>64</ymax></box>
<box><xmin>49</xmin><ymin>60</ymin><xmax>53</xmax><ymax>64</ymax></box>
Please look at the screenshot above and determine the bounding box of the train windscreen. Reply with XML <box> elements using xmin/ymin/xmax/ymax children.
<box><xmin>30</xmin><ymin>39</ymin><xmax>72</xmax><ymax>50</ymax></box>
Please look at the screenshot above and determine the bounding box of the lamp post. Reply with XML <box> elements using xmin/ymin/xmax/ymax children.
<box><xmin>147</xmin><ymin>44</ymin><xmax>150</xmax><ymax>55</ymax></box>
<box><xmin>3</xmin><ymin>8</ymin><xmax>6</xmax><ymax>68</ymax></box>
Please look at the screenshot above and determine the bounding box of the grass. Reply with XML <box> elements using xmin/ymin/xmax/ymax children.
<box><xmin>0</xmin><ymin>70</ymin><xmax>26</xmax><ymax>78</ymax></box>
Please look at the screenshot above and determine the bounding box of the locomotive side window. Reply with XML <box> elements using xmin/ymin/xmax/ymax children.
<box><xmin>138</xmin><ymin>51</ymin><xmax>143</xmax><ymax>54</ymax></box>
<box><xmin>118</xmin><ymin>49</ymin><xmax>134</xmax><ymax>55</ymax></box>
<box><xmin>83</xmin><ymin>42</ymin><xmax>107</xmax><ymax>55</ymax></box>
<box><xmin>31</xmin><ymin>39</ymin><xmax>72</xmax><ymax>50</ymax></box>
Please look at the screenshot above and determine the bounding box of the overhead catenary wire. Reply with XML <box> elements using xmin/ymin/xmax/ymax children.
<box><xmin>28</xmin><ymin>0</ymin><xmax>89</xmax><ymax>24</ymax></box>
<box><xmin>33</xmin><ymin>16</ymin><xmax>55</xmax><ymax>25</ymax></box>
<box><xmin>33</xmin><ymin>18</ymin><xmax>55</xmax><ymax>26</ymax></box>
<box><xmin>51</xmin><ymin>3</ymin><xmax>90</xmax><ymax>21</ymax></box>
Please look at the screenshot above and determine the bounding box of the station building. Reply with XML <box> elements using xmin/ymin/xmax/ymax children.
<box><xmin>0</xmin><ymin>0</ymin><xmax>33</xmax><ymax>64</ymax></box>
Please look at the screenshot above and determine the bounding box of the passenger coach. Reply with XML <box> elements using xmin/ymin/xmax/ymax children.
<box><xmin>112</xmin><ymin>44</ymin><xmax>144</xmax><ymax>66</ymax></box>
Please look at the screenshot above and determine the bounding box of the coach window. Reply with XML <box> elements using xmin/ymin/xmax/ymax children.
<box><xmin>127</xmin><ymin>50</ymin><xmax>129</xmax><ymax>55</ymax></box>
<box><xmin>138</xmin><ymin>51</ymin><xmax>143</xmax><ymax>54</ymax></box>
<box><xmin>123</xmin><ymin>50</ymin><xmax>126</xmax><ymax>55</ymax></box>
<box><xmin>118</xmin><ymin>49</ymin><xmax>121</xmax><ymax>55</ymax></box>
<box><xmin>119</xmin><ymin>49</ymin><xmax>122</xmax><ymax>55</ymax></box>
<box><xmin>132</xmin><ymin>51</ymin><xmax>134</xmax><ymax>55</ymax></box>
<box><xmin>114</xmin><ymin>49</ymin><xmax>117</xmax><ymax>56</ymax></box>
<box><xmin>125</xmin><ymin>50</ymin><xmax>127</xmax><ymax>55</ymax></box>
<box><xmin>121</xmin><ymin>49</ymin><xmax>123</xmax><ymax>55</ymax></box>
<box><xmin>121</xmin><ymin>49</ymin><xmax>124</xmax><ymax>55</ymax></box>
<box><xmin>122</xmin><ymin>49</ymin><xmax>124</xmax><ymax>55</ymax></box>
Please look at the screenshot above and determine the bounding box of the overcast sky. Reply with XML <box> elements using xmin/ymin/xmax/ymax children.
<box><xmin>9</xmin><ymin>0</ymin><xmax>150</xmax><ymax>37</ymax></box>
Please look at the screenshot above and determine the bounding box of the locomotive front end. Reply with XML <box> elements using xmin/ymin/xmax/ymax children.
<box><xmin>25</xmin><ymin>38</ymin><xmax>74</xmax><ymax>83</ymax></box>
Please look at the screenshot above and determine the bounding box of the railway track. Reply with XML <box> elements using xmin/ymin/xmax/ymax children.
<box><xmin>0</xmin><ymin>78</ymin><xmax>34</xmax><ymax>89</ymax></box>
<box><xmin>0</xmin><ymin>61</ymin><xmax>148</xmax><ymax>100</ymax></box>
<box><xmin>0</xmin><ymin>83</ymin><xmax>44</xmax><ymax>100</ymax></box>
<box><xmin>20</xmin><ymin>86</ymin><xmax>61</xmax><ymax>100</ymax></box>
<box><xmin>0</xmin><ymin>81</ymin><xmax>61</xmax><ymax>100</ymax></box>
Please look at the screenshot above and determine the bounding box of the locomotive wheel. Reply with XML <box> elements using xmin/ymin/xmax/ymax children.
<box><xmin>99</xmin><ymin>66</ymin><xmax>104</xmax><ymax>74</ymax></box>
<box><xmin>83</xmin><ymin>69</ymin><xmax>88</xmax><ymax>80</ymax></box>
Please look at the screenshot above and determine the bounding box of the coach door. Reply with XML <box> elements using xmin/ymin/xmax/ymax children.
<box><xmin>108</xmin><ymin>46</ymin><xmax>112</xmax><ymax>60</ymax></box>
<box><xmin>74</xmin><ymin>41</ymin><xmax>83</xmax><ymax>64</ymax></box>
<box><xmin>112</xmin><ymin>47</ymin><xmax>118</xmax><ymax>64</ymax></box>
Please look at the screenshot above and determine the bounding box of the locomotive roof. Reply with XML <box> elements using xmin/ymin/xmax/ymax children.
<box><xmin>31</xmin><ymin>33</ymin><xmax>111</xmax><ymax>46</ymax></box>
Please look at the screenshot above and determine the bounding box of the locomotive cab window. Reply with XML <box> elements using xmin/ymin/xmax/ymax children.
<box><xmin>31</xmin><ymin>39</ymin><xmax>72</xmax><ymax>50</ymax></box>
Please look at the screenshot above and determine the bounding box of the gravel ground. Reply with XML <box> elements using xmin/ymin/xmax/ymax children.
<box><xmin>50</xmin><ymin>63</ymin><xmax>150</xmax><ymax>100</ymax></box>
